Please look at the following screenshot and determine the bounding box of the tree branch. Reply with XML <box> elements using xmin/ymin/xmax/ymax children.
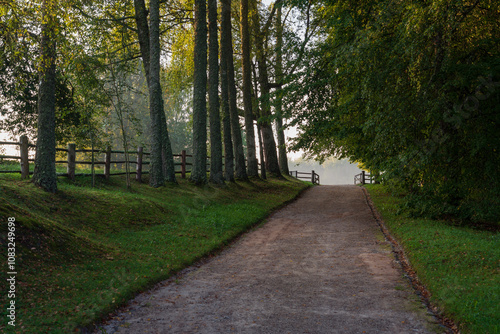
<box><xmin>72</xmin><ymin>5</ymin><xmax>138</xmax><ymax>32</ymax></box>
<box><xmin>262</xmin><ymin>0</ymin><xmax>283</xmax><ymax>35</ymax></box>
<box><xmin>280</xmin><ymin>1</ymin><xmax>317</xmax><ymax>84</ymax></box>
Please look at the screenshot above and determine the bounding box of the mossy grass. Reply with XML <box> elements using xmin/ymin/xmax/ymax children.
<box><xmin>364</xmin><ymin>184</ymin><xmax>499</xmax><ymax>334</ymax></box>
<box><xmin>0</xmin><ymin>172</ymin><xmax>309</xmax><ymax>333</ymax></box>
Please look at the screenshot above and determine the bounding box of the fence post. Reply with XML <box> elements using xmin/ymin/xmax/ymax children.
<box><xmin>67</xmin><ymin>143</ymin><xmax>76</xmax><ymax>180</ymax></box>
<box><xmin>136</xmin><ymin>146</ymin><xmax>143</xmax><ymax>182</ymax></box>
<box><xmin>104</xmin><ymin>147</ymin><xmax>111</xmax><ymax>179</ymax></box>
<box><xmin>362</xmin><ymin>170</ymin><xmax>366</xmax><ymax>185</ymax></box>
<box><xmin>311</xmin><ymin>170</ymin><xmax>315</xmax><ymax>184</ymax></box>
<box><xmin>181</xmin><ymin>150</ymin><xmax>186</xmax><ymax>179</ymax></box>
<box><xmin>20</xmin><ymin>135</ymin><xmax>29</xmax><ymax>179</ymax></box>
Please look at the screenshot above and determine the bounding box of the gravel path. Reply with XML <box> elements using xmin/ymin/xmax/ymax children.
<box><xmin>97</xmin><ymin>185</ymin><xmax>442</xmax><ymax>333</ymax></box>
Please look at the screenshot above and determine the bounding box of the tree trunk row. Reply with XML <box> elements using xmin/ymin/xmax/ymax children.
<box><xmin>252</xmin><ymin>0</ymin><xmax>282</xmax><ymax>177</ymax></box>
<box><xmin>32</xmin><ymin>0</ymin><xmax>289</xmax><ymax>192</ymax></box>
<box><xmin>194</xmin><ymin>0</ymin><xmax>286</xmax><ymax>183</ymax></box>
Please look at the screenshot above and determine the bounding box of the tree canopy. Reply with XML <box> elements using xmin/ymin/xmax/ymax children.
<box><xmin>288</xmin><ymin>0</ymin><xmax>500</xmax><ymax>223</ymax></box>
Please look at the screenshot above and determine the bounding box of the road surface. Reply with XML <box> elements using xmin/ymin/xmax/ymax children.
<box><xmin>97</xmin><ymin>185</ymin><xmax>442</xmax><ymax>334</ymax></box>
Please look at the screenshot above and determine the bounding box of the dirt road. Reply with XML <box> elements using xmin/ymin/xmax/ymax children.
<box><xmin>97</xmin><ymin>185</ymin><xmax>442</xmax><ymax>333</ymax></box>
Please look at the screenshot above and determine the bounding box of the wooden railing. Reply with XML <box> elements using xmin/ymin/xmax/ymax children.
<box><xmin>354</xmin><ymin>171</ymin><xmax>374</xmax><ymax>185</ymax></box>
<box><xmin>289</xmin><ymin>170</ymin><xmax>320</xmax><ymax>185</ymax></box>
<box><xmin>0</xmin><ymin>136</ymin><xmax>194</xmax><ymax>182</ymax></box>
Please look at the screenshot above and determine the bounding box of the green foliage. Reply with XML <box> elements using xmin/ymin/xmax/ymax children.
<box><xmin>0</xmin><ymin>1</ymin><xmax>108</xmax><ymax>146</ymax></box>
<box><xmin>0</xmin><ymin>175</ymin><xmax>308</xmax><ymax>332</ymax></box>
<box><xmin>365</xmin><ymin>184</ymin><xmax>499</xmax><ymax>334</ymax></box>
<box><xmin>289</xmin><ymin>0</ymin><xmax>500</xmax><ymax>224</ymax></box>
<box><xmin>1</xmin><ymin>0</ymin><xmax>195</xmax><ymax>154</ymax></box>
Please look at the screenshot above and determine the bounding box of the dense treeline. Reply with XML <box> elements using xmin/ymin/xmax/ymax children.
<box><xmin>3</xmin><ymin>0</ymin><xmax>496</xmax><ymax>224</ymax></box>
<box><xmin>1</xmin><ymin>0</ymin><xmax>307</xmax><ymax>191</ymax></box>
<box><xmin>289</xmin><ymin>0</ymin><xmax>500</xmax><ymax>223</ymax></box>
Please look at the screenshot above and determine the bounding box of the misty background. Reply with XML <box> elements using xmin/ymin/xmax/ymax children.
<box><xmin>288</xmin><ymin>157</ymin><xmax>362</xmax><ymax>185</ymax></box>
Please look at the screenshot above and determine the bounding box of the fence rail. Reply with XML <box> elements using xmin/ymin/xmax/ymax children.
<box><xmin>289</xmin><ymin>170</ymin><xmax>320</xmax><ymax>185</ymax></box>
<box><xmin>354</xmin><ymin>171</ymin><xmax>375</xmax><ymax>185</ymax></box>
<box><xmin>0</xmin><ymin>135</ymin><xmax>195</xmax><ymax>182</ymax></box>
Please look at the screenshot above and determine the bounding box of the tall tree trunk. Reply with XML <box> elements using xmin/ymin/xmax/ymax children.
<box><xmin>108</xmin><ymin>62</ymin><xmax>131</xmax><ymax>189</ymax></box>
<box><xmin>134</xmin><ymin>0</ymin><xmax>151</xmax><ymax>84</ymax></box>
<box><xmin>257</xmin><ymin>122</ymin><xmax>266</xmax><ymax>180</ymax></box>
<box><xmin>240</xmin><ymin>0</ymin><xmax>258</xmax><ymax>178</ymax></box>
<box><xmin>275</xmin><ymin>5</ymin><xmax>289</xmax><ymax>175</ymax></box>
<box><xmin>160</xmin><ymin>105</ymin><xmax>176</xmax><ymax>183</ymax></box>
<box><xmin>220</xmin><ymin>0</ymin><xmax>234</xmax><ymax>182</ymax></box>
<box><xmin>275</xmin><ymin>115</ymin><xmax>288</xmax><ymax>173</ymax></box>
<box><xmin>228</xmin><ymin>59</ymin><xmax>248</xmax><ymax>180</ymax></box>
<box><xmin>208</xmin><ymin>0</ymin><xmax>224</xmax><ymax>184</ymax></box>
<box><xmin>221</xmin><ymin>0</ymin><xmax>248</xmax><ymax>181</ymax></box>
<box><xmin>33</xmin><ymin>0</ymin><xmax>57</xmax><ymax>193</ymax></box>
<box><xmin>252</xmin><ymin>3</ymin><xmax>281</xmax><ymax>177</ymax></box>
<box><xmin>260</xmin><ymin>121</ymin><xmax>280</xmax><ymax>176</ymax></box>
<box><xmin>191</xmin><ymin>0</ymin><xmax>208</xmax><ymax>184</ymax></box>
<box><xmin>134</xmin><ymin>0</ymin><xmax>176</xmax><ymax>186</ymax></box>
<box><xmin>148</xmin><ymin>0</ymin><xmax>165</xmax><ymax>187</ymax></box>
<box><xmin>252</xmin><ymin>68</ymin><xmax>266</xmax><ymax>180</ymax></box>
<box><xmin>221</xmin><ymin>78</ymin><xmax>234</xmax><ymax>182</ymax></box>
<box><xmin>275</xmin><ymin>6</ymin><xmax>289</xmax><ymax>175</ymax></box>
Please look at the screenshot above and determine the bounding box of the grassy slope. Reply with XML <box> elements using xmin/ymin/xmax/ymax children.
<box><xmin>0</xmin><ymin>174</ymin><xmax>308</xmax><ymax>333</ymax></box>
<box><xmin>365</xmin><ymin>184</ymin><xmax>499</xmax><ymax>334</ymax></box>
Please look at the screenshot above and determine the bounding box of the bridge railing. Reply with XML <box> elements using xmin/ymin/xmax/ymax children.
<box><xmin>289</xmin><ymin>170</ymin><xmax>320</xmax><ymax>185</ymax></box>
<box><xmin>354</xmin><ymin>171</ymin><xmax>374</xmax><ymax>185</ymax></box>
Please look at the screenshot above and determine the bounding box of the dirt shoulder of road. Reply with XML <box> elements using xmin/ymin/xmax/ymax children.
<box><xmin>362</xmin><ymin>187</ymin><xmax>459</xmax><ymax>333</ymax></box>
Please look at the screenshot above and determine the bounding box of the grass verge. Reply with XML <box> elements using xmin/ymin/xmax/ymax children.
<box><xmin>0</xmin><ymin>174</ymin><xmax>309</xmax><ymax>333</ymax></box>
<box><xmin>364</xmin><ymin>184</ymin><xmax>499</xmax><ymax>334</ymax></box>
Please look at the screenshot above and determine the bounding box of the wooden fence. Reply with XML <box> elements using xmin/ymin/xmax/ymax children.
<box><xmin>0</xmin><ymin>135</ymin><xmax>194</xmax><ymax>182</ymax></box>
<box><xmin>1</xmin><ymin>136</ymin><xmax>321</xmax><ymax>185</ymax></box>
<box><xmin>289</xmin><ymin>170</ymin><xmax>320</xmax><ymax>185</ymax></box>
<box><xmin>354</xmin><ymin>171</ymin><xmax>374</xmax><ymax>185</ymax></box>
